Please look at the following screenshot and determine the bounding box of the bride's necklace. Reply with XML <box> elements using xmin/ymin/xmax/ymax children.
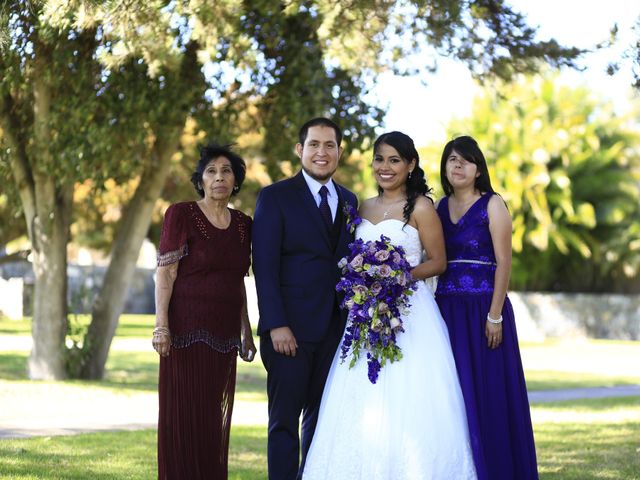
<box><xmin>378</xmin><ymin>196</ymin><xmax>406</xmax><ymax>219</ymax></box>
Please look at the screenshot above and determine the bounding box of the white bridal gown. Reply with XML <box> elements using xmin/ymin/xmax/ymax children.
<box><xmin>303</xmin><ymin>219</ymin><xmax>477</xmax><ymax>480</ymax></box>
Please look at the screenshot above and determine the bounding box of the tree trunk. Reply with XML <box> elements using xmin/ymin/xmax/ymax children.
<box><xmin>79</xmin><ymin>128</ymin><xmax>182</xmax><ymax>379</ymax></box>
<box><xmin>26</xmin><ymin>58</ymin><xmax>73</xmax><ymax>380</ymax></box>
<box><xmin>28</xmin><ymin>182</ymin><xmax>73</xmax><ymax>380</ymax></box>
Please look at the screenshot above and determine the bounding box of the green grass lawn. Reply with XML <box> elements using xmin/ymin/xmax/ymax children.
<box><xmin>0</xmin><ymin>349</ymin><xmax>267</xmax><ymax>402</ymax></box>
<box><xmin>0</xmin><ymin>315</ymin><xmax>268</xmax><ymax>401</ymax></box>
<box><xmin>2</xmin><ymin>315</ymin><xmax>639</xmax><ymax>393</ymax></box>
<box><xmin>533</xmin><ymin>396</ymin><xmax>640</xmax><ymax>479</ymax></box>
<box><xmin>0</xmin><ymin>315</ymin><xmax>156</xmax><ymax>338</ymax></box>
<box><xmin>1</xmin><ymin>315</ymin><xmax>639</xmax><ymax>478</ymax></box>
<box><xmin>0</xmin><ymin>425</ymin><xmax>267</xmax><ymax>479</ymax></box>
<box><xmin>525</xmin><ymin>370</ymin><xmax>640</xmax><ymax>391</ymax></box>
<box><xmin>0</xmin><ymin>317</ymin><xmax>32</xmax><ymax>335</ymax></box>
<box><xmin>1</xmin><ymin>397</ymin><xmax>638</xmax><ymax>479</ymax></box>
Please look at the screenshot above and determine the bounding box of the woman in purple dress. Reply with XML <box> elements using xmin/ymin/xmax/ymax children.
<box><xmin>435</xmin><ymin>136</ymin><xmax>538</xmax><ymax>480</ymax></box>
<box><xmin>152</xmin><ymin>143</ymin><xmax>257</xmax><ymax>479</ymax></box>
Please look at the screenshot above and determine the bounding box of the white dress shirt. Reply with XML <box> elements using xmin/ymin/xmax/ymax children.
<box><xmin>302</xmin><ymin>169</ymin><xmax>338</xmax><ymax>222</ymax></box>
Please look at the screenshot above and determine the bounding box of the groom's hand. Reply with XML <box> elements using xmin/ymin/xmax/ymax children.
<box><xmin>270</xmin><ymin>326</ymin><xmax>298</xmax><ymax>356</ymax></box>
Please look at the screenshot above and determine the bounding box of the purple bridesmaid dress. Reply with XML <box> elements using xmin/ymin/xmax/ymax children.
<box><xmin>435</xmin><ymin>193</ymin><xmax>538</xmax><ymax>480</ymax></box>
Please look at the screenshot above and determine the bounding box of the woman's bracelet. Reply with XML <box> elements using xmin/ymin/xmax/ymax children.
<box><xmin>153</xmin><ymin>326</ymin><xmax>171</xmax><ymax>336</ymax></box>
<box><xmin>487</xmin><ymin>313</ymin><xmax>503</xmax><ymax>324</ymax></box>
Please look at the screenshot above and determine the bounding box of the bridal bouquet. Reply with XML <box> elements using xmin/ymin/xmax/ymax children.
<box><xmin>336</xmin><ymin>232</ymin><xmax>418</xmax><ymax>384</ymax></box>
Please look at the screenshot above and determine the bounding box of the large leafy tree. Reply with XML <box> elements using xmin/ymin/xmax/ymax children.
<box><xmin>0</xmin><ymin>0</ymin><xmax>584</xmax><ymax>379</ymax></box>
<box><xmin>1</xmin><ymin>3</ymin><xmax>103</xmax><ymax>378</ymax></box>
<box><xmin>1</xmin><ymin>2</ymin><xmax>211</xmax><ymax>379</ymax></box>
<box><xmin>425</xmin><ymin>74</ymin><xmax>640</xmax><ymax>292</ymax></box>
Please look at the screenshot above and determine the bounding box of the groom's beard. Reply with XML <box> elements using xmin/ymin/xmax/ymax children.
<box><xmin>302</xmin><ymin>164</ymin><xmax>337</xmax><ymax>183</ymax></box>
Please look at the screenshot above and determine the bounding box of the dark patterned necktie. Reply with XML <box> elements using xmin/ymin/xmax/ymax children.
<box><xmin>318</xmin><ymin>185</ymin><xmax>333</xmax><ymax>229</ymax></box>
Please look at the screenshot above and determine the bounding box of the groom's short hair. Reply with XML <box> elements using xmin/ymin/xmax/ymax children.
<box><xmin>299</xmin><ymin>117</ymin><xmax>342</xmax><ymax>146</ymax></box>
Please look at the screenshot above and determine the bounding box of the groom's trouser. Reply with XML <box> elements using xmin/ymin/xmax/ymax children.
<box><xmin>260</xmin><ymin>311</ymin><xmax>343</xmax><ymax>480</ymax></box>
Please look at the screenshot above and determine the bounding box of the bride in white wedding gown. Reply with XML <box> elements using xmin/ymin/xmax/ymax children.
<box><xmin>303</xmin><ymin>132</ymin><xmax>477</xmax><ymax>480</ymax></box>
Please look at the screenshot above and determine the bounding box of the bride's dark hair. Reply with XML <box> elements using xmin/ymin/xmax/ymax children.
<box><xmin>374</xmin><ymin>131</ymin><xmax>432</xmax><ymax>224</ymax></box>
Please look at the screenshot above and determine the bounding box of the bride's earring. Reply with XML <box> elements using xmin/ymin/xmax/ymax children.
<box><xmin>408</xmin><ymin>170</ymin><xmax>413</xmax><ymax>180</ymax></box>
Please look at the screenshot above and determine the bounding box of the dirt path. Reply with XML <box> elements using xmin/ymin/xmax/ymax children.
<box><xmin>0</xmin><ymin>380</ymin><xmax>267</xmax><ymax>439</ymax></box>
<box><xmin>2</xmin><ymin>379</ymin><xmax>639</xmax><ymax>439</ymax></box>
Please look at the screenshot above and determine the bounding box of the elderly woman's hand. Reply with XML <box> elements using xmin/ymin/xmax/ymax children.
<box><xmin>240</xmin><ymin>334</ymin><xmax>257</xmax><ymax>362</ymax></box>
<box><xmin>152</xmin><ymin>326</ymin><xmax>172</xmax><ymax>357</ymax></box>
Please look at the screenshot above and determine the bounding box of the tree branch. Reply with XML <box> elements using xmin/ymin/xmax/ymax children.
<box><xmin>0</xmin><ymin>91</ymin><xmax>36</xmax><ymax>239</ymax></box>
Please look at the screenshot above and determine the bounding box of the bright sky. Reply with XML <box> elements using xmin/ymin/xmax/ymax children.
<box><xmin>373</xmin><ymin>0</ymin><xmax>640</xmax><ymax>147</ymax></box>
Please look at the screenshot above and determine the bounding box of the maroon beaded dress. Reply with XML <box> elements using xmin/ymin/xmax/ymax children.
<box><xmin>156</xmin><ymin>201</ymin><xmax>251</xmax><ymax>480</ymax></box>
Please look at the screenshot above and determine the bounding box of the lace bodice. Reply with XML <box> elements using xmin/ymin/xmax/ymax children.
<box><xmin>356</xmin><ymin>219</ymin><xmax>423</xmax><ymax>267</ymax></box>
<box><xmin>435</xmin><ymin>194</ymin><xmax>497</xmax><ymax>296</ymax></box>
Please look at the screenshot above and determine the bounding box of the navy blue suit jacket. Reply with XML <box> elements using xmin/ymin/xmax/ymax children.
<box><xmin>252</xmin><ymin>171</ymin><xmax>357</xmax><ymax>342</ymax></box>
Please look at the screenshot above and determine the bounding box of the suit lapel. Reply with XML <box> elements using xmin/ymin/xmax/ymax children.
<box><xmin>293</xmin><ymin>172</ymin><xmax>331</xmax><ymax>248</ymax></box>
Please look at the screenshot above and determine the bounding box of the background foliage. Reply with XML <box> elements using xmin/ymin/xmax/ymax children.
<box><xmin>420</xmin><ymin>74</ymin><xmax>640</xmax><ymax>292</ymax></box>
<box><xmin>0</xmin><ymin>0</ymin><xmax>638</xmax><ymax>380</ymax></box>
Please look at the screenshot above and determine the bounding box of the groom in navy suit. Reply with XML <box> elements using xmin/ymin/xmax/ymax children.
<box><xmin>252</xmin><ymin>117</ymin><xmax>357</xmax><ymax>479</ymax></box>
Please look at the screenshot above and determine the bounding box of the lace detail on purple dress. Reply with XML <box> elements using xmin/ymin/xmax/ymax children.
<box><xmin>171</xmin><ymin>329</ymin><xmax>241</xmax><ymax>353</ymax></box>
<box><xmin>436</xmin><ymin>194</ymin><xmax>498</xmax><ymax>296</ymax></box>
<box><xmin>437</xmin><ymin>262</ymin><xmax>496</xmax><ymax>295</ymax></box>
<box><xmin>157</xmin><ymin>244</ymin><xmax>189</xmax><ymax>267</ymax></box>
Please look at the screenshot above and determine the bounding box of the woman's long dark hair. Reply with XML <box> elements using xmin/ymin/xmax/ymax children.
<box><xmin>374</xmin><ymin>131</ymin><xmax>432</xmax><ymax>224</ymax></box>
<box><xmin>440</xmin><ymin>136</ymin><xmax>494</xmax><ymax>196</ymax></box>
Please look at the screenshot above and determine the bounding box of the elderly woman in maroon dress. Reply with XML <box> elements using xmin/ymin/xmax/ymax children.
<box><xmin>152</xmin><ymin>143</ymin><xmax>257</xmax><ymax>479</ymax></box>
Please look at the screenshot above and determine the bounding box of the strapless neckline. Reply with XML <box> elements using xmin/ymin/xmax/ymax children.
<box><xmin>360</xmin><ymin>217</ymin><xmax>418</xmax><ymax>234</ymax></box>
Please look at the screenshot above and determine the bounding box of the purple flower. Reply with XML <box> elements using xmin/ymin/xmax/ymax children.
<box><xmin>378</xmin><ymin>264</ymin><xmax>392</xmax><ymax>277</ymax></box>
<box><xmin>343</xmin><ymin>203</ymin><xmax>362</xmax><ymax>234</ymax></box>
<box><xmin>378</xmin><ymin>302</ymin><xmax>389</xmax><ymax>315</ymax></box>
<box><xmin>375</xmin><ymin>250</ymin><xmax>390</xmax><ymax>261</ymax></box>
<box><xmin>367</xmin><ymin>355</ymin><xmax>381</xmax><ymax>384</ymax></box>
<box><xmin>335</xmin><ymin>234</ymin><xmax>418</xmax><ymax>384</ymax></box>
<box><xmin>371</xmin><ymin>316</ymin><xmax>383</xmax><ymax>332</ymax></box>
<box><xmin>365</xmin><ymin>265</ymin><xmax>378</xmax><ymax>277</ymax></box>
<box><xmin>350</xmin><ymin>254</ymin><xmax>364</xmax><ymax>268</ymax></box>
<box><xmin>390</xmin><ymin>317</ymin><xmax>402</xmax><ymax>330</ymax></box>
<box><xmin>352</xmin><ymin>284</ymin><xmax>368</xmax><ymax>296</ymax></box>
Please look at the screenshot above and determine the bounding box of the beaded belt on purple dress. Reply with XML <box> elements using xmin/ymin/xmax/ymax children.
<box><xmin>447</xmin><ymin>259</ymin><xmax>496</xmax><ymax>266</ymax></box>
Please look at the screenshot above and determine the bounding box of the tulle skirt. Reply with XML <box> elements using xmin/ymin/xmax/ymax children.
<box><xmin>303</xmin><ymin>283</ymin><xmax>477</xmax><ymax>480</ymax></box>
